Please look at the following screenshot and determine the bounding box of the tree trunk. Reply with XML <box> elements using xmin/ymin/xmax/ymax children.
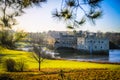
<box><xmin>38</xmin><ymin>56</ymin><xmax>41</xmax><ymax>71</ymax></box>
<box><xmin>39</xmin><ymin>62</ymin><xmax>41</xmax><ymax>71</ymax></box>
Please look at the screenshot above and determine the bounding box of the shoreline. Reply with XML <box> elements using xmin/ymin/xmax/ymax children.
<box><xmin>53</xmin><ymin>57</ymin><xmax>120</xmax><ymax>65</ymax></box>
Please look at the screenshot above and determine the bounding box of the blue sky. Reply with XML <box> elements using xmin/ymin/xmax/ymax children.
<box><xmin>14</xmin><ymin>0</ymin><xmax>120</xmax><ymax>32</ymax></box>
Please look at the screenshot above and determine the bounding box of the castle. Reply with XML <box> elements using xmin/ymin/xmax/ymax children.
<box><xmin>50</xmin><ymin>31</ymin><xmax>109</xmax><ymax>55</ymax></box>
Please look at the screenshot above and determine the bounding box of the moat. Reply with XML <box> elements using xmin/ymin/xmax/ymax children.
<box><xmin>64</xmin><ymin>50</ymin><xmax>120</xmax><ymax>62</ymax></box>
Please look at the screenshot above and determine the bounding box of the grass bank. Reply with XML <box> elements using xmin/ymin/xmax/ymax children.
<box><xmin>0</xmin><ymin>48</ymin><xmax>120</xmax><ymax>71</ymax></box>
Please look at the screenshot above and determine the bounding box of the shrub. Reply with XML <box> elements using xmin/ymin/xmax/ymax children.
<box><xmin>0</xmin><ymin>74</ymin><xmax>13</xmax><ymax>80</ymax></box>
<box><xmin>16</xmin><ymin>59</ymin><xmax>28</xmax><ymax>72</ymax></box>
<box><xmin>4</xmin><ymin>59</ymin><xmax>16</xmax><ymax>72</ymax></box>
<box><xmin>4</xmin><ymin>58</ymin><xmax>28</xmax><ymax>72</ymax></box>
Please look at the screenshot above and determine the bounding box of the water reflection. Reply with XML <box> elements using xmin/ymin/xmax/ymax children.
<box><xmin>109</xmin><ymin>50</ymin><xmax>120</xmax><ymax>62</ymax></box>
<box><xmin>64</xmin><ymin>55</ymin><xmax>109</xmax><ymax>62</ymax></box>
<box><xmin>57</xmin><ymin>50</ymin><xmax>120</xmax><ymax>62</ymax></box>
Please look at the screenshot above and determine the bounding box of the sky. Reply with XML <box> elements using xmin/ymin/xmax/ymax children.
<box><xmin>14</xmin><ymin>0</ymin><xmax>120</xmax><ymax>32</ymax></box>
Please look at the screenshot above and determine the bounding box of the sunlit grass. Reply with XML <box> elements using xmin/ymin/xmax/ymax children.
<box><xmin>0</xmin><ymin>48</ymin><xmax>120</xmax><ymax>72</ymax></box>
<box><xmin>41</xmin><ymin>59</ymin><xmax>120</xmax><ymax>70</ymax></box>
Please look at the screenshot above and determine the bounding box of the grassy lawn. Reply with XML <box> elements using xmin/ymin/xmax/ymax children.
<box><xmin>0</xmin><ymin>48</ymin><xmax>120</xmax><ymax>79</ymax></box>
<box><xmin>0</xmin><ymin>48</ymin><xmax>120</xmax><ymax>71</ymax></box>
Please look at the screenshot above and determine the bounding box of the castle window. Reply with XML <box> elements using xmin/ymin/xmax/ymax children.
<box><xmin>95</xmin><ymin>46</ymin><xmax>97</xmax><ymax>49</ymax></box>
<box><xmin>101</xmin><ymin>46</ymin><xmax>102</xmax><ymax>49</ymax></box>
<box><xmin>98</xmin><ymin>41</ymin><xmax>100</xmax><ymax>43</ymax></box>
<box><xmin>90</xmin><ymin>40</ymin><xmax>92</xmax><ymax>43</ymax></box>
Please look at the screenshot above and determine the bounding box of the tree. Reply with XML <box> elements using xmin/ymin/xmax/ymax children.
<box><xmin>0</xmin><ymin>0</ymin><xmax>46</xmax><ymax>49</ymax></box>
<box><xmin>0</xmin><ymin>0</ymin><xmax>47</xmax><ymax>29</ymax></box>
<box><xmin>4</xmin><ymin>58</ymin><xmax>16</xmax><ymax>72</ymax></box>
<box><xmin>32</xmin><ymin>45</ymin><xmax>44</xmax><ymax>71</ymax></box>
<box><xmin>0</xmin><ymin>30</ymin><xmax>27</xmax><ymax>49</ymax></box>
<box><xmin>27</xmin><ymin>32</ymin><xmax>46</xmax><ymax>45</ymax></box>
<box><xmin>16</xmin><ymin>59</ymin><xmax>28</xmax><ymax>72</ymax></box>
<box><xmin>52</xmin><ymin>0</ymin><xmax>103</xmax><ymax>30</ymax></box>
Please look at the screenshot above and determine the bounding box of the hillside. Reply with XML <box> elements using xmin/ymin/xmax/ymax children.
<box><xmin>0</xmin><ymin>48</ymin><xmax>120</xmax><ymax>71</ymax></box>
<box><xmin>0</xmin><ymin>48</ymin><xmax>120</xmax><ymax>79</ymax></box>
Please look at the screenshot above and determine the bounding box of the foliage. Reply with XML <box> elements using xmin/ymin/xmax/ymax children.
<box><xmin>4</xmin><ymin>58</ymin><xmax>16</xmax><ymax>72</ymax></box>
<box><xmin>3</xmin><ymin>58</ymin><xmax>28</xmax><ymax>72</ymax></box>
<box><xmin>0</xmin><ymin>30</ymin><xmax>27</xmax><ymax>49</ymax></box>
<box><xmin>0</xmin><ymin>74</ymin><xmax>14</xmax><ymax>80</ymax></box>
<box><xmin>0</xmin><ymin>0</ymin><xmax>46</xmax><ymax>28</ymax></box>
<box><xmin>16</xmin><ymin>59</ymin><xmax>28</xmax><ymax>72</ymax></box>
<box><xmin>0</xmin><ymin>73</ymin><xmax>28</xmax><ymax>80</ymax></box>
<box><xmin>105</xmin><ymin>32</ymin><xmax>120</xmax><ymax>47</ymax></box>
<box><xmin>109</xmin><ymin>41</ymin><xmax>120</xmax><ymax>49</ymax></box>
<box><xmin>0</xmin><ymin>0</ymin><xmax>46</xmax><ymax>49</ymax></box>
<box><xmin>27</xmin><ymin>32</ymin><xmax>47</xmax><ymax>45</ymax></box>
<box><xmin>52</xmin><ymin>0</ymin><xmax>103</xmax><ymax>30</ymax></box>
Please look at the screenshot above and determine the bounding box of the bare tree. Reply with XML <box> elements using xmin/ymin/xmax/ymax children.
<box><xmin>32</xmin><ymin>45</ymin><xmax>44</xmax><ymax>71</ymax></box>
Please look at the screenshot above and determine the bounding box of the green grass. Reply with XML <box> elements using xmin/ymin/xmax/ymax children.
<box><xmin>41</xmin><ymin>60</ymin><xmax>120</xmax><ymax>69</ymax></box>
<box><xmin>0</xmin><ymin>48</ymin><xmax>120</xmax><ymax>72</ymax></box>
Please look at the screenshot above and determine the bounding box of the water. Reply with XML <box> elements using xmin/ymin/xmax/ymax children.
<box><xmin>66</xmin><ymin>50</ymin><xmax>120</xmax><ymax>62</ymax></box>
<box><xmin>17</xmin><ymin>47</ymin><xmax>33</xmax><ymax>51</ymax></box>
<box><xmin>109</xmin><ymin>50</ymin><xmax>120</xmax><ymax>62</ymax></box>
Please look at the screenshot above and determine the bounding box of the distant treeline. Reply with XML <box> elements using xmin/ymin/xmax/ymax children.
<box><xmin>25</xmin><ymin>32</ymin><xmax>120</xmax><ymax>49</ymax></box>
<box><xmin>105</xmin><ymin>32</ymin><xmax>120</xmax><ymax>49</ymax></box>
<box><xmin>109</xmin><ymin>41</ymin><xmax>120</xmax><ymax>49</ymax></box>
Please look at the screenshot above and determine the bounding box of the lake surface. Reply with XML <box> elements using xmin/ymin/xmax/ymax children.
<box><xmin>109</xmin><ymin>50</ymin><xmax>120</xmax><ymax>62</ymax></box>
<box><xmin>66</xmin><ymin>50</ymin><xmax>120</xmax><ymax>62</ymax></box>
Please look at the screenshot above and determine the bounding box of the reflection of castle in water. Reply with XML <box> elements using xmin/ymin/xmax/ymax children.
<box><xmin>54</xmin><ymin>31</ymin><xmax>109</xmax><ymax>55</ymax></box>
<box><xmin>73</xmin><ymin>55</ymin><xmax>109</xmax><ymax>61</ymax></box>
